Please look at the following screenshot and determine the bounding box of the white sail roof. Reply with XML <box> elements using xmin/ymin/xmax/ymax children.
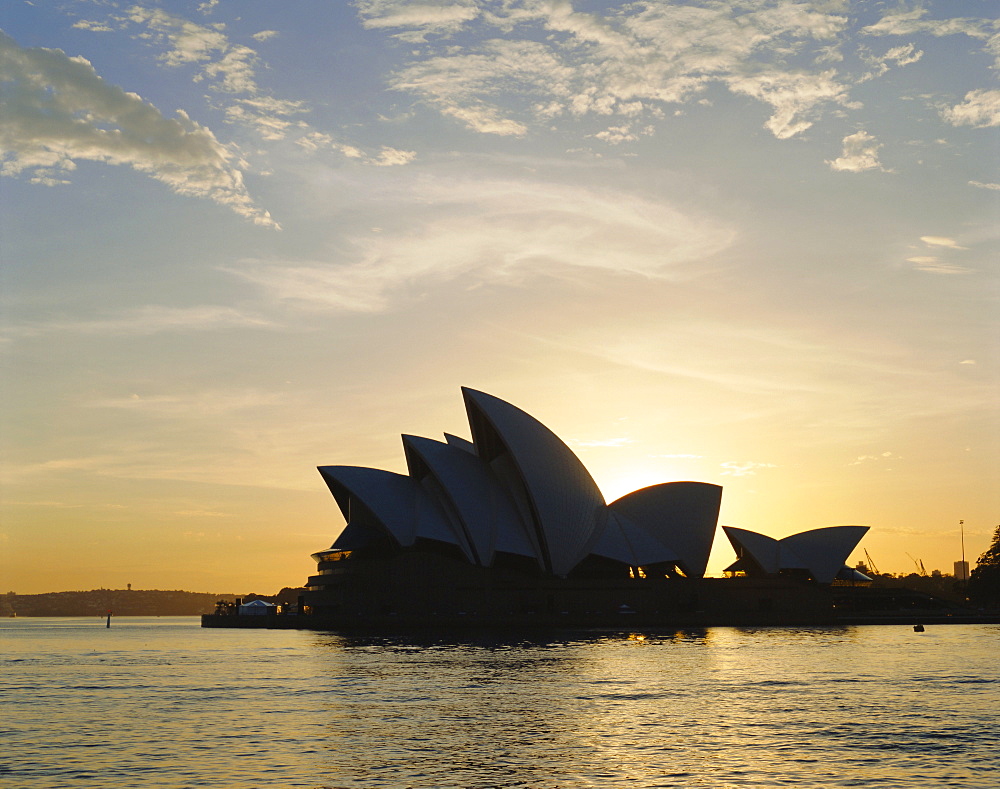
<box><xmin>609</xmin><ymin>482</ymin><xmax>722</xmax><ymax>578</ymax></box>
<box><xmin>316</xmin><ymin>389</ymin><xmax>731</xmax><ymax>577</ymax></box>
<box><xmin>462</xmin><ymin>387</ymin><xmax>609</xmax><ymax>577</ymax></box>
<box><xmin>402</xmin><ymin>434</ymin><xmax>536</xmax><ymax>566</ymax></box>
<box><xmin>318</xmin><ymin>466</ymin><xmax>468</xmax><ymax>557</ymax></box>
<box><xmin>723</xmin><ymin>525</ymin><xmax>869</xmax><ymax>584</ymax></box>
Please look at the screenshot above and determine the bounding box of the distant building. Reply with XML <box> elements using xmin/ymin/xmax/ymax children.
<box><xmin>954</xmin><ymin>560</ymin><xmax>970</xmax><ymax>580</ymax></box>
<box><xmin>238</xmin><ymin>599</ymin><xmax>277</xmax><ymax>616</ymax></box>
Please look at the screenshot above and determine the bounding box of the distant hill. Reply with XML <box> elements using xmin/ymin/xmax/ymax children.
<box><xmin>2</xmin><ymin>588</ymin><xmax>306</xmax><ymax>617</ymax></box>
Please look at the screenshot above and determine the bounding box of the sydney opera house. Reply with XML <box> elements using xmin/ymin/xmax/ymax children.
<box><xmin>300</xmin><ymin>388</ymin><xmax>871</xmax><ymax>626</ymax></box>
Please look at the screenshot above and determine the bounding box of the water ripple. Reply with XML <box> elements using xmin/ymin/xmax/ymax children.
<box><xmin>2</xmin><ymin>619</ymin><xmax>999</xmax><ymax>788</ymax></box>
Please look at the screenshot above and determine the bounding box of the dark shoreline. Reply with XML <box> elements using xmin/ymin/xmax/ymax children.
<box><xmin>201</xmin><ymin>611</ymin><xmax>1000</xmax><ymax>629</ymax></box>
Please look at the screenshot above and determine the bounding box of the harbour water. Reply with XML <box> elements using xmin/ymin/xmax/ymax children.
<box><xmin>2</xmin><ymin>618</ymin><xmax>998</xmax><ymax>788</ymax></box>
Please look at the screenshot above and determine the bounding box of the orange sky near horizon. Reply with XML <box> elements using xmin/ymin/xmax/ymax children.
<box><xmin>1</xmin><ymin>1</ymin><xmax>997</xmax><ymax>595</ymax></box>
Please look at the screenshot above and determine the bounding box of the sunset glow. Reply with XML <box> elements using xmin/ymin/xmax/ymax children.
<box><xmin>1</xmin><ymin>1</ymin><xmax>997</xmax><ymax>593</ymax></box>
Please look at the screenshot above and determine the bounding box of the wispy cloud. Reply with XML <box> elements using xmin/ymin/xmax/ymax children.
<box><xmin>861</xmin><ymin>8</ymin><xmax>1000</xmax><ymax>67</ymax></box>
<box><xmin>72</xmin><ymin>19</ymin><xmax>116</xmax><ymax>33</ymax></box>
<box><xmin>3</xmin><ymin>306</ymin><xmax>274</xmax><ymax>341</ymax></box>
<box><xmin>849</xmin><ymin>451</ymin><xmax>898</xmax><ymax>466</ymax></box>
<box><xmin>87</xmin><ymin>390</ymin><xmax>290</xmax><ymax>416</ymax></box>
<box><xmin>569</xmin><ymin>437</ymin><xmax>634</xmax><ymax>448</ymax></box>
<box><xmin>70</xmin><ymin>4</ymin><xmax>310</xmax><ymax>146</ymax></box>
<box><xmin>720</xmin><ymin>461</ymin><xmax>777</xmax><ymax>477</ymax></box>
<box><xmin>0</xmin><ymin>32</ymin><xmax>277</xmax><ymax>226</ymax></box>
<box><xmin>225</xmin><ymin>176</ymin><xmax>735</xmax><ymax>312</ymax></box>
<box><xmin>225</xmin><ymin>96</ymin><xmax>308</xmax><ymax>141</ymax></box>
<box><xmin>906</xmin><ymin>259</ymin><xmax>971</xmax><ymax>275</ymax></box>
<box><xmin>296</xmin><ymin>132</ymin><xmax>416</xmax><ymax>166</ymax></box>
<box><xmin>859</xmin><ymin>43</ymin><xmax>923</xmax><ymax>81</ymax></box>
<box><xmin>906</xmin><ymin>235</ymin><xmax>972</xmax><ymax>274</ymax></box>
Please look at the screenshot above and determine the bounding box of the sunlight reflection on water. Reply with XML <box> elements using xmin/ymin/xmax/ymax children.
<box><xmin>2</xmin><ymin>619</ymin><xmax>998</xmax><ymax>788</ymax></box>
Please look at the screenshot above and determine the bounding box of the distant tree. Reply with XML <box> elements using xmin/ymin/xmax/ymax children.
<box><xmin>967</xmin><ymin>524</ymin><xmax>1000</xmax><ymax>608</ymax></box>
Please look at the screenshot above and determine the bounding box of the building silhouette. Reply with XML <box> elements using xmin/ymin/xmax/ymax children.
<box><xmin>299</xmin><ymin>388</ymin><xmax>873</xmax><ymax>625</ymax></box>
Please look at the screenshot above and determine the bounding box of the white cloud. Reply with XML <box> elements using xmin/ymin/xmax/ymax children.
<box><xmin>391</xmin><ymin>39</ymin><xmax>565</xmax><ymax>136</ymax></box>
<box><xmin>727</xmin><ymin>69</ymin><xmax>853</xmax><ymax>139</ymax></box>
<box><xmin>252</xmin><ymin>30</ymin><xmax>279</xmax><ymax>42</ymax></box>
<box><xmin>296</xmin><ymin>132</ymin><xmax>416</xmax><ymax>165</ymax></box>
<box><xmin>127</xmin><ymin>6</ymin><xmax>234</xmax><ymax>70</ymax></box>
<box><xmin>882</xmin><ymin>43</ymin><xmax>923</xmax><ymax>67</ymax></box>
<box><xmin>960</xmin><ymin>359</ymin><xmax>976</xmax><ymax>365</ymax></box>
<box><xmin>225</xmin><ymin>177</ymin><xmax>735</xmax><ymax>312</ymax></box>
<box><xmin>720</xmin><ymin>461</ymin><xmax>777</xmax><ymax>477</ymax></box>
<box><xmin>0</xmin><ymin>33</ymin><xmax>276</xmax><ymax>226</ymax></box>
<box><xmin>827</xmin><ymin>130</ymin><xmax>884</xmax><ymax>172</ymax></box>
<box><xmin>225</xmin><ymin>96</ymin><xmax>308</xmax><ymax>141</ymax></box>
<box><xmin>941</xmin><ymin>89</ymin><xmax>1000</xmax><ymax>128</ymax></box>
<box><xmin>356</xmin><ymin>0</ymin><xmax>480</xmax><ymax>41</ymax></box>
<box><xmin>199</xmin><ymin>43</ymin><xmax>259</xmax><ymax>94</ymax></box>
<box><xmin>863</xmin><ymin>8</ymin><xmax>1000</xmax><ymax>73</ymax></box>
<box><xmin>72</xmin><ymin>20</ymin><xmax>115</xmax><ymax>33</ymax></box>
<box><xmin>375</xmin><ymin>1</ymin><xmax>855</xmax><ymax>141</ymax></box>
<box><xmin>969</xmin><ymin>180</ymin><xmax>1000</xmax><ymax>190</ymax></box>
<box><xmin>859</xmin><ymin>43</ymin><xmax>923</xmax><ymax>81</ymax></box>
<box><xmin>920</xmin><ymin>236</ymin><xmax>967</xmax><ymax>250</ymax></box>
<box><xmin>860</xmin><ymin>8</ymin><xmax>998</xmax><ymax>38</ymax></box>
<box><xmin>593</xmin><ymin>125</ymin><xmax>644</xmax><ymax>144</ymax></box>
<box><xmin>441</xmin><ymin>104</ymin><xmax>529</xmax><ymax>136</ymax></box>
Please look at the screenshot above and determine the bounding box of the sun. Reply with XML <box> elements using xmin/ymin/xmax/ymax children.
<box><xmin>598</xmin><ymin>467</ymin><xmax>679</xmax><ymax>504</ymax></box>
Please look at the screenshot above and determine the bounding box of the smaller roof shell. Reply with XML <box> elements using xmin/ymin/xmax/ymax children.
<box><xmin>318</xmin><ymin>465</ymin><xmax>470</xmax><ymax>559</ymax></box>
<box><xmin>723</xmin><ymin>525</ymin><xmax>870</xmax><ymax>584</ymax></box>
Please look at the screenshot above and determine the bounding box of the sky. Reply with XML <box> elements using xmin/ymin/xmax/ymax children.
<box><xmin>1</xmin><ymin>0</ymin><xmax>997</xmax><ymax>595</ymax></box>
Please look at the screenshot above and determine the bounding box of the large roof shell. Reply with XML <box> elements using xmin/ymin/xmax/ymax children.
<box><xmin>402</xmin><ymin>434</ymin><xmax>537</xmax><ymax>566</ymax></box>
<box><xmin>591</xmin><ymin>510</ymin><xmax>681</xmax><ymax>567</ymax></box>
<box><xmin>461</xmin><ymin>387</ymin><xmax>607</xmax><ymax>576</ymax></box>
<box><xmin>609</xmin><ymin>482</ymin><xmax>722</xmax><ymax>578</ymax></box>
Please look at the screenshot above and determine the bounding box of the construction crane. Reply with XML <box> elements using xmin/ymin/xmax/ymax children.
<box><xmin>906</xmin><ymin>553</ymin><xmax>929</xmax><ymax>576</ymax></box>
<box><xmin>864</xmin><ymin>549</ymin><xmax>880</xmax><ymax>576</ymax></box>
